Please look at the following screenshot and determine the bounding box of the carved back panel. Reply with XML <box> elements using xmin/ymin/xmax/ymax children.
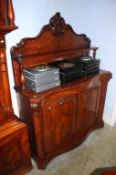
<box><xmin>11</xmin><ymin>12</ymin><xmax>91</xmax><ymax>88</ymax></box>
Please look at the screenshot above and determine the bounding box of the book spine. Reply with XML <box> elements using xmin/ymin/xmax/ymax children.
<box><xmin>26</xmin><ymin>80</ymin><xmax>60</xmax><ymax>93</ymax></box>
<box><xmin>23</xmin><ymin>68</ymin><xmax>59</xmax><ymax>80</ymax></box>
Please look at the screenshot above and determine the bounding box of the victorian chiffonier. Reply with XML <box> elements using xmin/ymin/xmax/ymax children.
<box><xmin>11</xmin><ymin>12</ymin><xmax>112</xmax><ymax>169</ymax></box>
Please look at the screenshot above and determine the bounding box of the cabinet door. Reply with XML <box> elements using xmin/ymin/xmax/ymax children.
<box><xmin>41</xmin><ymin>91</ymin><xmax>77</xmax><ymax>154</ymax></box>
<box><xmin>77</xmin><ymin>87</ymin><xmax>100</xmax><ymax>132</ymax></box>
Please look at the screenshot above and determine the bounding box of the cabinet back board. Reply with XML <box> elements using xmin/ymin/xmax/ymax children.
<box><xmin>10</xmin><ymin>12</ymin><xmax>93</xmax><ymax>88</ymax></box>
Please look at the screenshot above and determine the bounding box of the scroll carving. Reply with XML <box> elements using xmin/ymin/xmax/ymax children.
<box><xmin>49</xmin><ymin>12</ymin><xmax>67</xmax><ymax>35</ymax></box>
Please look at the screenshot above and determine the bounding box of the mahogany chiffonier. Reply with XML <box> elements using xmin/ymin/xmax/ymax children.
<box><xmin>0</xmin><ymin>1</ymin><xmax>32</xmax><ymax>174</ymax></box>
<box><xmin>11</xmin><ymin>12</ymin><xmax>112</xmax><ymax>169</ymax></box>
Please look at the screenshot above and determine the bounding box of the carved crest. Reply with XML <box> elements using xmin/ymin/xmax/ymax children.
<box><xmin>49</xmin><ymin>12</ymin><xmax>67</xmax><ymax>35</ymax></box>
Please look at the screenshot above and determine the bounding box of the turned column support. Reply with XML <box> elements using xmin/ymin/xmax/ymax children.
<box><xmin>0</xmin><ymin>0</ymin><xmax>18</xmax><ymax>111</ymax></box>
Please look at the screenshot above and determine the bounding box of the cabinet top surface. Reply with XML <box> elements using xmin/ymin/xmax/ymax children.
<box><xmin>17</xmin><ymin>70</ymin><xmax>111</xmax><ymax>98</ymax></box>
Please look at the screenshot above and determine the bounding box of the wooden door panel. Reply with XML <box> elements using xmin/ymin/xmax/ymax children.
<box><xmin>41</xmin><ymin>92</ymin><xmax>77</xmax><ymax>153</ymax></box>
<box><xmin>77</xmin><ymin>87</ymin><xmax>100</xmax><ymax>131</ymax></box>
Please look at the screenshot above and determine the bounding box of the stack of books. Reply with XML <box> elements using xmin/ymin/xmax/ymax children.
<box><xmin>23</xmin><ymin>65</ymin><xmax>60</xmax><ymax>93</ymax></box>
<box><xmin>70</xmin><ymin>56</ymin><xmax>100</xmax><ymax>76</ymax></box>
<box><xmin>55</xmin><ymin>60</ymin><xmax>83</xmax><ymax>83</ymax></box>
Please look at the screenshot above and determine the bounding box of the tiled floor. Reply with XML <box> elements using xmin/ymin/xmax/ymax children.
<box><xmin>26</xmin><ymin>124</ymin><xmax>116</xmax><ymax>175</ymax></box>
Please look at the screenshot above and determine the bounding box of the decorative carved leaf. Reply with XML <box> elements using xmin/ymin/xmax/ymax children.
<box><xmin>49</xmin><ymin>12</ymin><xmax>67</xmax><ymax>35</ymax></box>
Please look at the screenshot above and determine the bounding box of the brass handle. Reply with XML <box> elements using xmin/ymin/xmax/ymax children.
<box><xmin>59</xmin><ymin>98</ymin><xmax>64</xmax><ymax>104</ymax></box>
<box><xmin>30</xmin><ymin>103</ymin><xmax>39</xmax><ymax>110</ymax></box>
